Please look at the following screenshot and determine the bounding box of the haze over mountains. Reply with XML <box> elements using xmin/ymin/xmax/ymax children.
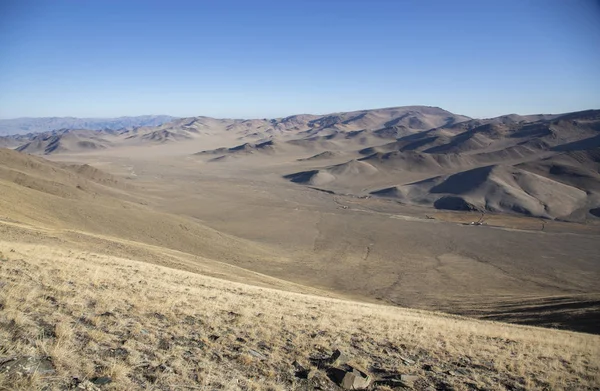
<box><xmin>4</xmin><ymin>105</ymin><xmax>598</xmax><ymax>222</ymax></box>
<box><xmin>0</xmin><ymin>115</ymin><xmax>175</xmax><ymax>136</ymax></box>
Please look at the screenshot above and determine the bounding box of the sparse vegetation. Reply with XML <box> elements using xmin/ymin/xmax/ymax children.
<box><xmin>1</xmin><ymin>241</ymin><xmax>599</xmax><ymax>390</ymax></box>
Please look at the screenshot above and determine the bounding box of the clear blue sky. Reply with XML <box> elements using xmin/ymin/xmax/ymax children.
<box><xmin>1</xmin><ymin>0</ymin><xmax>599</xmax><ymax>119</ymax></box>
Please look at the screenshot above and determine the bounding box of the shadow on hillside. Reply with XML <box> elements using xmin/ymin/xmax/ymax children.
<box><xmin>447</xmin><ymin>296</ymin><xmax>600</xmax><ymax>335</ymax></box>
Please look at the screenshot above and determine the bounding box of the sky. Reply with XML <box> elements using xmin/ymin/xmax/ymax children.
<box><xmin>0</xmin><ymin>0</ymin><xmax>599</xmax><ymax>119</ymax></box>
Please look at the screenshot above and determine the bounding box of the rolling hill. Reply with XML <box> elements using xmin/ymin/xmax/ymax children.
<box><xmin>15</xmin><ymin>129</ymin><xmax>114</xmax><ymax>155</ymax></box>
<box><xmin>1</xmin><ymin>146</ymin><xmax>599</xmax><ymax>390</ymax></box>
<box><xmin>285</xmin><ymin>109</ymin><xmax>600</xmax><ymax>220</ymax></box>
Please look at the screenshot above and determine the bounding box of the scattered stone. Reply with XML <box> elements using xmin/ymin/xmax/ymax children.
<box><xmin>108</xmin><ymin>347</ymin><xmax>128</xmax><ymax>358</ymax></box>
<box><xmin>448</xmin><ymin>368</ymin><xmax>469</xmax><ymax>376</ymax></box>
<box><xmin>400</xmin><ymin>356</ymin><xmax>415</xmax><ymax>365</ymax></box>
<box><xmin>292</xmin><ymin>360</ymin><xmax>305</xmax><ymax>369</ymax></box>
<box><xmin>309</xmin><ymin>354</ymin><xmax>332</xmax><ymax>369</ymax></box>
<box><xmin>0</xmin><ymin>356</ymin><xmax>55</xmax><ymax>376</ymax></box>
<box><xmin>90</xmin><ymin>376</ymin><xmax>112</xmax><ymax>385</ymax></box>
<box><xmin>369</xmin><ymin>362</ymin><xmax>388</xmax><ymax>374</ymax></box>
<box><xmin>248</xmin><ymin>349</ymin><xmax>267</xmax><ymax>360</ymax></box>
<box><xmin>422</xmin><ymin>364</ymin><xmax>439</xmax><ymax>372</ymax></box>
<box><xmin>329</xmin><ymin>349</ymin><xmax>349</xmax><ymax>366</ymax></box>
<box><xmin>375</xmin><ymin>374</ymin><xmax>418</xmax><ymax>388</ymax></box>
<box><xmin>296</xmin><ymin>367</ymin><xmax>317</xmax><ymax>380</ymax></box>
<box><xmin>158</xmin><ymin>338</ymin><xmax>172</xmax><ymax>350</ymax></box>
<box><xmin>328</xmin><ymin>364</ymin><xmax>372</xmax><ymax>390</ymax></box>
<box><xmin>293</xmin><ymin>360</ymin><xmax>317</xmax><ymax>380</ymax></box>
<box><xmin>399</xmin><ymin>374</ymin><xmax>419</xmax><ymax>382</ymax></box>
<box><xmin>257</xmin><ymin>341</ymin><xmax>270</xmax><ymax>351</ymax></box>
<box><xmin>436</xmin><ymin>381</ymin><xmax>456</xmax><ymax>390</ymax></box>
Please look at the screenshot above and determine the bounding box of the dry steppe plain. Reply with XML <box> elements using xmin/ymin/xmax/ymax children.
<box><xmin>1</xmin><ymin>107</ymin><xmax>600</xmax><ymax>390</ymax></box>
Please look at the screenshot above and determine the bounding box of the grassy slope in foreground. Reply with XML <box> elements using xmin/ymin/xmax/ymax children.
<box><xmin>0</xmin><ymin>241</ymin><xmax>598</xmax><ymax>391</ymax></box>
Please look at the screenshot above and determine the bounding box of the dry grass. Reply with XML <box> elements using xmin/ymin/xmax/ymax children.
<box><xmin>2</xmin><ymin>146</ymin><xmax>600</xmax><ymax>337</ymax></box>
<box><xmin>1</xmin><ymin>240</ymin><xmax>599</xmax><ymax>390</ymax></box>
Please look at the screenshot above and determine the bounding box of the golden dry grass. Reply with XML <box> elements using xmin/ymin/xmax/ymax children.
<box><xmin>1</xmin><ymin>240</ymin><xmax>599</xmax><ymax>390</ymax></box>
<box><xmin>2</xmin><ymin>146</ymin><xmax>600</xmax><ymax>336</ymax></box>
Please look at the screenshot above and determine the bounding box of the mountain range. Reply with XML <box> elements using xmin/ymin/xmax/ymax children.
<box><xmin>2</xmin><ymin>106</ymin><xmax>599</xmax><ymax>221</ymax></box>
<box><xmin>0</xmin><ymin>115</ymin><xmax>176</xmax><ymax>136</ymax></box>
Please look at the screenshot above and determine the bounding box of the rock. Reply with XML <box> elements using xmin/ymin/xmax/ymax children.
<box><xmin>330</xmin><ymin>349</ymin><xmax>349</xmax><ymax>366</ymax></box>
<box><xmin>448</xmin><ymin>368</ymin><xmax>469</xmax><ymax>376</ymax></box>
<box><xmin>437</xmin><ymin>381</ymin><xmax>456</xmax><ymax>390</ymax></box>
<box><xmin>375</xmin><ymin>374</ymin><xmax>417</xmax><ymax>389</ymax></box>
<box><xmin>295</xmin><ymin>366</ymin><xmax>317</xmax><ymax>380</ymax></box>
<box><xmin>328</xmin><ymin>364</ymin><xmax>372</xmax><ymax>390</ymax></box>
<box><xmin>248</xmin><ymin>349</ymin><xmax>267</xmax><ymax>360</ymax></box>
<box><xmin>292</xmin><ymin>359</ymin><xmax>317</xmax><ymax>380</ymax></box>
<box><xmin>400</xmin><ymin>356</ymin><xmax>415</xmax><ymax>365</ymax></box>
<box><xmin>399</xmin><ymin>374</ymin><xmax>419</xmax><ymax>383</ymax></box>
<box><xmin>293</xmin><ymin>359</ymin><xmax>309</xmax><ymax>378</ymax></box>
<box><xmin>90</xmin><ymin>376</ymin><xmax>112</xmax><ymax>385</ymax></box>
<box><xmin>422</xmin><ymin>364</ymin><xmax>440</xmax><ymax>372</ymax></box>
<box><xmin>257</xmin><ymin>341</ymin><xmax>270</xmax><ymax>351</ymax></box>
<box><xmin>0</xmin><ymin>356</ymin><xmax>55</xmax><ymax>376</ymax></box>
<box><xmin>158</xmin><ymin>338</ymin><xmax>172</xmax><ymax>350</ymax></box>
<box><xmin>108</xmin><ymin>347</ymin><xmax>128</xmax><ymax>358</ymax></box>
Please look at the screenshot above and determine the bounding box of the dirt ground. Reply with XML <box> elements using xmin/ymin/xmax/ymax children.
<box><xmin>39</xmin><ymin>144</ymin><xmax>600</xmax><ymax>334</ymax></box>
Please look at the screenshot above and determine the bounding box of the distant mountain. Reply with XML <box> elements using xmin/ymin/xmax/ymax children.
<box><xmin>4</xmin><ymin>105</ymin><xmax>600</xmax><ymax>220</ymax></box>
<box><xmin>192</xmin><ymin>106</ymin><xmax>471</xmax><ymax>156</ymax></box>
<box><xmin>15</xmin><ymin>129</ymin><xmax>114</xmax><ymax>155</ymax></box>
<box><xmin>0</xmin><ymin>115</ymin><xmax>176</xmax><ymax>136</ymax></box>
<box><xmin>283</xmin><ymin>109</ymin><xmax>600</xmax><ymax>220</ymax></box>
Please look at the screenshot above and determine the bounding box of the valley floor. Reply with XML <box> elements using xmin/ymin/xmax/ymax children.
<box><xmin>46</xmin><ymin>150</ymin><xmax>600</xmax><ymax>334</ymax></box>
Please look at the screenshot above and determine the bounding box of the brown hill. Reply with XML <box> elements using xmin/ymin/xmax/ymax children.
<box><xmin>284</xmin><ymin>109</ymin><xmax>600</xmax><ymax>220</ymax></box>
<box><xmin>297</xmin><ymin>150</ymin><xmax>343</xmax><ymax>161</ymax></box>
<box><xmin>15</xmin><ymin>129</ymin><xmax>113</xmax><ymax>155</ymax></box>
<box><xmin>195</xmin><ymin>140</ymin><xmax>281</xmax><ymax>157</ymax></box>
<box><xmin>284</xmin><ymin>160</ymin><xmax>379</xmax><ymax>187</ymax></box>
<box><xmin>371</xmin><ymin>165</ymin><xmax>590</xmax><ymax>219</ymax></box>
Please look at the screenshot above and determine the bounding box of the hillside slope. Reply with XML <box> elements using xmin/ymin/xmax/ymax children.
<box><xmin>16</xmin><ymin>129</ymin><xmax>114</xmax><ymax>155</ymax></box>
<box><xmin>371</xmin><ymin>165</ymin><xmax>590</xmax><ymax>219</ymax></box>
<box><xmin>1</xmin><ymin>239</ymin><xmax>598</xmax><ymax>390</ymax></box>
<box><xmin>0</xmin><ymin>148</ymin><xmax>286</xmax><ymax>271</ymax></box>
